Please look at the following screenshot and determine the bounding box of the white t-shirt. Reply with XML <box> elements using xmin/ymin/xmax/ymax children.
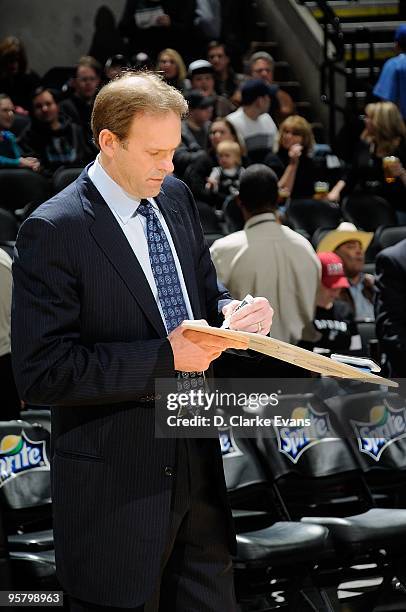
<box><xmin>226</xmin><ymin>107</ymin><xmax>277</xmax><ymax>157</ymax></box>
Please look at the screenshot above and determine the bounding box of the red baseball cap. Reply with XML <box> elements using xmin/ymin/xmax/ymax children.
<box><xmin>318</xmin><ymin>252</ymin><xmax>350</xmax><ymax>289</ymax></box>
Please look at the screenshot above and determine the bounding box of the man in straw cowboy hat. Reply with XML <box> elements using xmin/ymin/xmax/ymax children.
<box><xmin>317</xmin><ymin>222</ymin><xmax>375</xmax><ymax>319</ymax></box>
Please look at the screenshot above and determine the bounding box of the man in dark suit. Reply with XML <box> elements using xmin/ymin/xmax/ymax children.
<box><xmin>11</xmin><ymin>72</ymin><xmax>273</xmax><ymax>611</ymax></box>
<box><xmin>375</xmin><ymin>238</ymin><xmax>406</xmax><ymax>378</ymax></box>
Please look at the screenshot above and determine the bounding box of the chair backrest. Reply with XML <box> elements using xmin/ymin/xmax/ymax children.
<box><xmin>0</xmin><ymin>170</ymin><xmax>50</xmax><ymax>212</ymax></box>
<box><xmin>41</xmin><ymin>66</ymin><xmax>76</xmax><ymax>92</ymax></box>
<box><xmin>20</xmin><ymin>410</ymin><xmax>51</xmax><ymax>435</ymax></box>
<box><xmin>10</xmin><ymin>114</ymin><xmax>30</xmax><ymax>138</ymax></box>
<box><xmin>221</xmin><ymin>427</ymin><xmax>282</xmax><ymax>517</ymax></box>
<box><xmin>286</xmin><ymin>199</ymin><xmax>341</xmax><ymax>237</ymax></box>
<box><xmin>255</xmin><ymin>393</ymin><xmax>372</xmax><ymax>519</ymax></box>
<box><xmin>0</xmin><ymin>421</ymin><xmax>51</xmax><ymax>514</ymax></box>
<box><xmin>374</xmin><ymin>225</ymin><xmax>406</xmax><ymax>251</ymax></box>
<box><xmin>204</xmin><ymin>233</ymin><xmax>226</xmax><ymax>248</ymax></box>
<box><xmin>52</xmin><ymin>167</ymin><xmax>83</xmax><ymax>195</ymax></box>
<box><xmin>311</xmin><ymin>226</ymin><xmax>336</xmax><ymax>250</ymax></box>
<box><xmin>326</xmin><ymin>392</ymin><xmax>406</xmax><ymax>472</ymax></box>
<box><xmin>342</xmin><ymin>195</ymin><xmax>397</xmax><ymax>232</ymax></box>
<box><xmin>0</xmin><ymin>209</ymin><xmax>18</xmax><ymax>241</ymax></box>
<box><xmin>356</xmin><ymin>318</ymin><xmax>377</xmax><ymax>356</ymax></box>
<box><xmin>326</xmin><ymin>391</ymin><xmax>406</xmax><ymax>507</ymax></box>
<box><xmin>222</xmin><ymin>195</ymin><xmax>244</xmax><ymax>233</ymax></box>
<box><xmin>0</xmin><ymin>241</ymin><xmax>15</xmax><ymax>260</ymax></box>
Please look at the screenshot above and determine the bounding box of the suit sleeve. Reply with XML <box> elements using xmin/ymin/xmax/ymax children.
<box><xmin>11</xmin><ymin>216</ymin><xmax>175</xmax><ymax>406</ymax></box>
<box><xmin>375</xmin><ymin>250</ymin><xmax>406</xmax><ymax>353</ymax></box>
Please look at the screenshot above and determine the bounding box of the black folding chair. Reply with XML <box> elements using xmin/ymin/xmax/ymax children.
<box><xmin>0</xmin><ymin>170</ymin><xmax>50</xmax><ymax>214</ymax></box>
<box><xmin>42</xmin><ymin>66</ymin><xmax>76</xmax><ymax>93</ymax></box>
<box><xmin>221</xmin><ymin>430</ymin><xmax>331</xmax><ymax>611</ymax></box>
<box><xmin>254</xmin><ymin>393</ymin><xmax>406</xmax><ymax>610</ymax></box>
<box><xmin>52</xmin><ymin>167</ymin><xmax>84</xmax><ymax>194</ymax></box>
<box><xmin>374</xmin><ymin>225</ymin><xmax>406</xmax><ymax>251</ymax></box>
<box><xmin>0</xmin><ymin>209</ymin><xmax>18</xmax><ymax>241</ymax></box>
<box><xmin>326</xmin><ymin>391</ymin><xmax>406</xmax><ymax>509</ymax></box>
<box><xmin>222</xmin><ymin>195</ymin><xmax>244</xmax><ymax>234</ymax></box>
<box><xmin>356</xmin><ymin>319</ymin><xmax>378</xmax><ymax>358</ymax></box>
<box><xmin>0</xmin><ymin>241</ymin><xmax>15</xmax><ymax>260</ymax></box>
<box><xmin>286</xmin><ymin>199</ymin><xmax>341</xmax><ymax>239</ymax></box>
<box><xmin>0</xmin><ymin>420</ymin><xmax>56</xmax><ymax>588</ymax></box>
<box><xmin>342</xmin><ymin>195</ymin><xmax>397</xmax><ymax>232</ymax></box>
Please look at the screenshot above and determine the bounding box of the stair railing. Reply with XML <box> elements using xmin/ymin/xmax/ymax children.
<box><xmin>299</xmin><ymin>0</ymin><xmax>377</xmax><ymax>144</ymax></box>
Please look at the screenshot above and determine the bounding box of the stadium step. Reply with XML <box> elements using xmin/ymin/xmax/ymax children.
<box><xmin>299</xmin><ymin>0</ymin><xmax>401</xmax><ymax>120</ymax></box>
<box><xmin>304</xmin><ymin>0</ymin><xmax>399</xmax><ymax>22</ymax></box>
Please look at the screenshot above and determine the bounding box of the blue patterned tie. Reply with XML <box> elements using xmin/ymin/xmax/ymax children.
<box><xmin>137</xmin><ymin>200</ymin><xmax>204</xmax><ymax>408</ymax></box>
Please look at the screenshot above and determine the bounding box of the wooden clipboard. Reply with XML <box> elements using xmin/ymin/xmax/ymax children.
<box><xmin>181</xmin><ymin>321</ymin><xmax>398</xmax><ymax>388</ymax></box>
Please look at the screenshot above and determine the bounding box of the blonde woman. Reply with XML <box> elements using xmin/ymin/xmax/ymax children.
<box><xmin>156</xmin><ymin>48</ymin><xmax>188</xmax><ymax>92</ymax></box>
<box><xmin>265</xmin><ymin>115</ymin><xmax>317</xmax><ymax>199</ymax></box>
<box><xmin>327</xmin><ymin>102</ymin><xmax>406</xmax><ymax>220</ymax></box>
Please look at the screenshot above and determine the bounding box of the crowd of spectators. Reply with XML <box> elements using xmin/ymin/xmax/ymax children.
<box><xmin>2</xmin><ymin>15</ymin><xmax>406</xmax><ymax>407</ymax></box>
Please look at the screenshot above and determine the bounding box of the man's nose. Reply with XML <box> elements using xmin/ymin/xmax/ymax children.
<box><xmin>158</xmin><ymin>157</ymin><xmax>174</xmax><ymax>175</ymax></box>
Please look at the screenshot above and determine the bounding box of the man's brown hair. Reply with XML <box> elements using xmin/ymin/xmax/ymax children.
<box><xmin>91</xmin><ymin>71</ymin><xmax>188</xmax><ymax>149</ymax></box>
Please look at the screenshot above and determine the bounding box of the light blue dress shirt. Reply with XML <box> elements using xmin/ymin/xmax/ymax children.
<box><xmin>88</xmin><ymin>156</ymin><xmax>194</xmax><ymax>330</ymax></box>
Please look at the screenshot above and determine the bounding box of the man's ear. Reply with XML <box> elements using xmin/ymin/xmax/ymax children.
<box><xmin>98</xmin><ymin>129</ymin><xmax>118</xmax><ymax>159</ymax></box>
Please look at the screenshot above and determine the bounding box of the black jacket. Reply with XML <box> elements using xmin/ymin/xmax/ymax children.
<box><xmin>375</xmin><ymin>238</ymin><xmax>406</xmax><ymax>377</ymax></box>
<box><xmin>19</xmin><ymin>116</ymin><xmax>93</xmax><ymax>173</ymax></box>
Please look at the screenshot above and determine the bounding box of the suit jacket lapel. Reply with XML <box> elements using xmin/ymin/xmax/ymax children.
<box><xmin>77</xmin><ymin>171</ymin><xmax>167</xmax><ymax>337</ymax></box>
<box><xmin>156</xmin><ymin>189</ymin><xmax>202</xmax><ymax>319</ymax></box>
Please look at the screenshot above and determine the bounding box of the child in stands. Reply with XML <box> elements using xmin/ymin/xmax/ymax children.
<box><xmin>205</xmin><ymin>139</ymin><xmax>243</xmax><ymax>206</ymax></box>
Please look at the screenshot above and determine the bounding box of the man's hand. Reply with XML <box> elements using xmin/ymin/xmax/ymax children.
<box><xmin>222</xmin><ymin>297</ymin><xmax>273</xmax><ymax>335</ymax></box>
<box><xmin>168</xmin><ymin>320</ymin><xmax>249</xmax><ymax>372</ymax></box>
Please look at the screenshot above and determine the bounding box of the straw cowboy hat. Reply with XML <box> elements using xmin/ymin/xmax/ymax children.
<box><xmin>316</xmin><ymin>222</ymin><xmax>373</xmax><ymax>254</ymax></box>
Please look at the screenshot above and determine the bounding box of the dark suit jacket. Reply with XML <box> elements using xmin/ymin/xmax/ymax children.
<box><xmin>375</xmin><ymin>238</ymin><xmax>406</xmax><ymax>378</ymax></box>
<box><xmin>11</xmin><ymin>169</ymin><xmax>233</xmax><ymax>606</ymax></box>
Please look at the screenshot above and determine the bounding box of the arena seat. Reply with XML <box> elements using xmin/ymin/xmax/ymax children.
<box><xmin>374</xmin><ymin>225</ymin><xmax>406</xmax><ymax>252</ymax></box>
<box><xmin>0</xmin><ymin>169</ymin><xmax>50</xmax><ymax>214</ymax></box>
<box><xmin>286</xmin><ymin>199</ymin><xmax>341</xmax><ymax>238</ymax></box>
<box><xmin>342</xmin><ymin>195</ymin><xmax>397</xmax><ymax>232</ymax></box>
<box><xmin>0</xmin><ymin>209</ymin><xmax>18</xmax><ymax>241</ymax></box>
<box><xmin>52</xmin><ymin>166</ymin><xmax>84</xmax><ymax>194</ymax></box>
<box><xmin>254</xmin><ymin>392</ymin><xmax>406</xmax><ymax>608</ymax></box>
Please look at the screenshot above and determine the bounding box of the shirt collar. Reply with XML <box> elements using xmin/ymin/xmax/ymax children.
<box><xmin>245</xmin><ymin>212</ymin><xmax>276</xmax><ymax>229</ymax></box>
<box><xmin>349</xmin><ymin>273</ymin><xmax>365</xmax><ymax>289</ymax></box>
<box><xmin>88</xmin><ymin>155</ymin><xmax>157</xmax><ymax>225</ymax></box>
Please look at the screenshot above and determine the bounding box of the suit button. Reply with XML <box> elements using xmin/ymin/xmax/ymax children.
<box><xmin>164</xmin><ymin>466</ymin><xmax>175</xmax><ymax>477</ymax></box>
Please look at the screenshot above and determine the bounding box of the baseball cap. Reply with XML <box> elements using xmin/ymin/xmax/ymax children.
<box><xmin>395</xmin><ymin>24</ymin><xmax>406</xmax><ymax>45</ymax></box>
<box><xmin>188</xmin><ymin>59</ymin><xmax>214</xmax><ymax>77</ymax></box>
<box><xmin>241</xmin><ymin>79</ymin><xmax>273</xmax><ymax>105</ymax></box>
<box><xmin>185</xmin><ymin>89</ymin><xmax>215</xmax><ymax>110</ymax></box>
<box><xmin>318</xmin><ymin>252</ymin><xmax>350</xmax><ymax>289</ymax></box>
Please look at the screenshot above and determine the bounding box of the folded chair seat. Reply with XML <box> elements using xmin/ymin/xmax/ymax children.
<box><xmin>235</xmin><ymin>521</ymin><xmax>329</xmax><ymax>565</ymax></box>
<box><xmin>9</xmin><ymin>550</ymin><xmax>57</xmax><ymax>588</ymax></box>
<box><xmin>302</xmin><ymin>507</ymin><xmax>406</xmax><ymax>549</ymax></box>
<box><xmin>232</xmin><ymin>509</ymin><xmax>273</xmax><ymax>533</ymax></box>
<box><xmin>8</xmin><ymin>529</ymin><xmax>54</xmax><ymax>552</ymax></box>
